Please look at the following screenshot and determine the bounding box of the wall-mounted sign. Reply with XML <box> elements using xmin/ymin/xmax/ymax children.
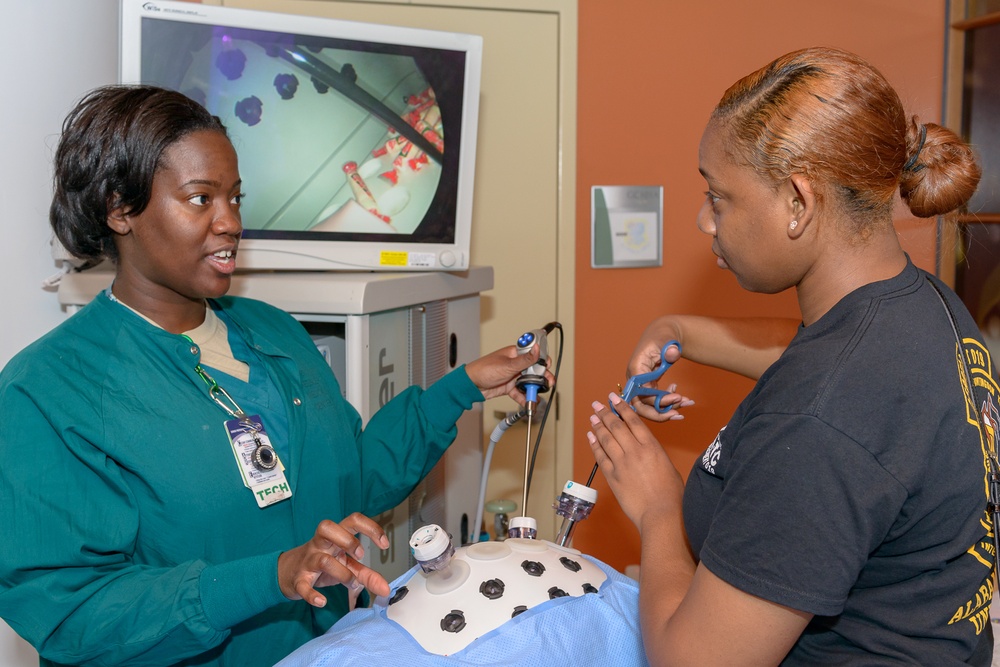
<box><xmin>591</xmin><ymin>185</ymin><xmax>663</xmax><ymax>269</ymax></box>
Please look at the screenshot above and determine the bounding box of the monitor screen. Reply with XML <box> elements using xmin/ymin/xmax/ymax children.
<box><xmin>119</xmin><ymin>0</ymin><xmax>482</xmax><ymax>271</ymax></box>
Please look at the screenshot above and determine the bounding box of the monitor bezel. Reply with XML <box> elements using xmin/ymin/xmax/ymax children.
<box><xmin>118</xmin><ymin>0</ymin><xmax>482</xmax><ymax>272</ymax></box>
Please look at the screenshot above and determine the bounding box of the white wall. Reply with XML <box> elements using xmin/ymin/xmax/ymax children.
<box><xmin>0</xmin><ymin>0</ymin><xmax>118</xmax><ymax>367</ymax></box>
<box><xmin>0</xmin><ymin>0</ymin><xmax>118</xmax><ymax>662</ymax></box>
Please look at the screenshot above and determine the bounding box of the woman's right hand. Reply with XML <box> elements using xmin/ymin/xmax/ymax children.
<box><xmin>626</xmin><ymin>315</ymin><xmax>798</xmax><ymax>401</ymax></box>
<box><xmin>277</xmin><ymin>512</ymin><xmax>391</xmax><ymax>607</ymax></box>
<box><xmin>626</xmin><ymin>328</ymin><xmax>692</xmax><ymax>422</ymax></box>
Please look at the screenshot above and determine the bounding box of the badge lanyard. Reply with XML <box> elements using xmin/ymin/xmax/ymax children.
<box><xmin>183</xmin><ymin>334</ymin><xmax>292</xmax><ymax>508</ymax></box>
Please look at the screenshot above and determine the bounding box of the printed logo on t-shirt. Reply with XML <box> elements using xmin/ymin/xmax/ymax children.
<box><xmin>947</xmin><ymin>337</ymin><xmax>999</xmax><ymax>636</ymax></box>
<box><xmin>701</xmin><ymin>427</ymin><xmax>725</xmax><ymax>475</ymax></box>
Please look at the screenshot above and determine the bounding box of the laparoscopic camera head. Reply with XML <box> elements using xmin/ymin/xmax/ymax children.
<box><xmin>515</xmin><ymin>327</ymin><xmax>552</xmax><ymax>407</ymax></box>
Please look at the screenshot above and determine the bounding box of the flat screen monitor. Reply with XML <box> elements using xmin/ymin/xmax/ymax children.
<box><xmin>119</xmin><ymin>0</ymin><xmax>482</xmax><ymax>272</ymax></box>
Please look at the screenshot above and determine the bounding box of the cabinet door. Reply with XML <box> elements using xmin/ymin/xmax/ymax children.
<box><xmin>223</xmin><ymin>0</ymin><xmax>566</xmax><ymax>533</ymax></box>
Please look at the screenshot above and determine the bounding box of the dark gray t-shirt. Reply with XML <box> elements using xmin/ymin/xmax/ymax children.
<box><xmin>684</xmin><ymin>261</ymin><xmax>996</xmax><ymax>665</ymax></box>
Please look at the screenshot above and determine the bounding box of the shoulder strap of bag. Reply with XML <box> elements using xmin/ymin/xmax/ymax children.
<box><xmin>926</xmin><ymin>275</ymin><xmax>1000</xmax><ymax>573</ymax></box>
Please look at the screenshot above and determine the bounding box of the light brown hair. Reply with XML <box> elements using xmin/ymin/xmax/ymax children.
<box><xmin>712</xmin><ymin>47</ymin><xmax>980</xmax><ymax>230</ymax></box>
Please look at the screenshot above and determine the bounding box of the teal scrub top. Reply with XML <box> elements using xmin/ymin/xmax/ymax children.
<box><xmin>0</xmin><ymin>292</ymin><xmax>482</xmax><ymax>666</ymax></box>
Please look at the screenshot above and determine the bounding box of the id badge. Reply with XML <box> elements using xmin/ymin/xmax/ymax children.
<box><xmin>225</xmin><ymin>415</ymin><xmax>292</xmax><ymax>508</ymax></box>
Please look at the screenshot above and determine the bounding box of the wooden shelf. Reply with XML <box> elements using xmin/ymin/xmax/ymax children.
<box><xmin>955</xmin><ymin>213</ymin><xmax>1000</xmax><ymax>224</ymax></box>
<box><xmin>952</xmin><ymin>11</ymin><xmax>1000</xmax><ymax>30</ymax></box>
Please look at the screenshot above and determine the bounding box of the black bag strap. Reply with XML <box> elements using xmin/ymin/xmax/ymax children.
<box><xmin>926</xmin><ymin>275</ymin><xmax>1000</xmax><ymax>573</ymax></box>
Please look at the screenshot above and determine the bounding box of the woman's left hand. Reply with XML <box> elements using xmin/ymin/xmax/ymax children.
<box><xmin>587</xmin><ymin>393</ymin><xmax>685</xmax><ymax>531</ymax></box>
<box><xmin>465</xmin><ymin>344</ymin><xmax>556</xmax><ymax>404</ymax></box>
<box><xmin>277</xmin><ymin>512</ymin><xmax>391</xmax><ymax>608</ymax></box>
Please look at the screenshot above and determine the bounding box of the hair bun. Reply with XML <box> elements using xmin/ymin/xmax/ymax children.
<box><xmin>900</xmin><ymin>120</ymin><xmax>981</xmax><ymax>218</ymax></box>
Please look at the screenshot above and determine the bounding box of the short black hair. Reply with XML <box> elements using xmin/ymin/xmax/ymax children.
<box><xmin>50</xmin><ymin>85</ymin><xmax>229</xmax><ymax>262</ymax></box>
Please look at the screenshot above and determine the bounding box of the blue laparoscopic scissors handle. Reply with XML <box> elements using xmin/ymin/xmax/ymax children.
<box><xmin>611</xmin><ymin>340</ymin><xmax>682</xmax><ymax>414</ymax></box>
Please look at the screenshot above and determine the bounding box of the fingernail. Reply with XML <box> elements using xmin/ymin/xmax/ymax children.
<box><xmin>667</xmin><ymin>384</ymin><xmax>677</xmax><ymax>393</ymax></box>
<box><xmin>589</xmin><ymin>414</ymin><xmax>600</xmax><ymax>426</ymax></box>
<box><xmin>349</xmin><ymin>579</ymin><xmax>364</xmax><ymax>591</ymax></box>
<box><xmin>380</xmin><ymin>536</ymin><xmax>390</xmax><ymax>549</ymax></box>
<box><xmin>354</xmin><ymin>546</ymin><xmax>365</xmax><ymax>560</ymax></box>
<box><xmin>608</xmin><ymin>392</ymin><xmax>622</xmax><ymax>405</ymax></box>
<box><xmin>681</xmin><ymin>399</ymin><xmax>695</xmax><ymax>407</ymax></box>
<box><xmin>591</xmin><ymin>400</ymin><xmax>605</xmax><ymax>412</ymax></box>
<box><xmin>586</xmin><ymin>431</ymin><xmax>596</xmax><ymax>444</ymax></box>
<box><xmin>669</xmin><ymin>414</ymin><xmax>685</xmax><ymax>421</ymax></box>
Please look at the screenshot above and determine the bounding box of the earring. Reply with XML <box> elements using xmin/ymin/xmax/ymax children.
<box><xmin>789</xmin><ymin>220</ymin><xmax>798</xmax><ymax>231</ymax></box>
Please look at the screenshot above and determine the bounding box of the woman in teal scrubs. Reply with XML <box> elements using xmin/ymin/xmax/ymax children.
<box><xmin>0</xmin><ymin>85</ymin><xmax>545</xmax><ymax>667</ymax></box>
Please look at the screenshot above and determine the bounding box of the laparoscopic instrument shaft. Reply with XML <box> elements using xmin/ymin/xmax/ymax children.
<box><xmin>514</xmin><ymin>328</ymin><xmax>550</xmax><ymax>518</ymax></box>
<box><xmin>522</xmin><ymin>400</ymin><xmax>534</xmax><ymax>517</ymax></box>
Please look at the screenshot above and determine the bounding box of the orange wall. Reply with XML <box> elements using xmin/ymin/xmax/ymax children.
<box><xmin>572</xmin><ymin>0</ymin><xmax>946</xmax><ymax>569</ymax></box>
